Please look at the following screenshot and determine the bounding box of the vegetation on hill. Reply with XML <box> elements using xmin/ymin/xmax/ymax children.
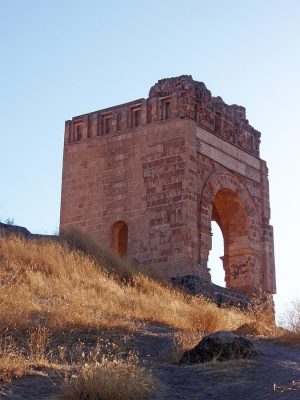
<box><xmin>0</xmin><ymin>231</ymin><xmax>280</xmax><ymax>398</ymax></box>
<box><xmin>0</xmin><ymin>231</ymin><xmax>251</xmax><ymax>334</ymax></box>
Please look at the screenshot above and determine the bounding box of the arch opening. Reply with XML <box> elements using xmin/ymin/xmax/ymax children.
<box><xmin>208</xmin><ymin>221</ymin><xmax>225</xmax><ymax>287</ymax></box>
<box><xmin>111</xmin><ymin>221</ymin><xmax>128</xmax><ymax>256</ymax></box>
<box><xmin>210</xmin><ymin>188</ymin><xmax>250</xmax><ymax>290</ymax></box>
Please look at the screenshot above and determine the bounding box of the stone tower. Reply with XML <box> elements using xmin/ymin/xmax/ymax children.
<box><xmin>60</xmin><ymin>75</ymin><xmax>276</xmax><ymax>298</ymax></box>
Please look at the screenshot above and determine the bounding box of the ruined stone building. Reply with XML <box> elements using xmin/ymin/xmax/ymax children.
<box><xmin>60</xmin><ymin>75</ymin><xmax>276</xmax><ymax>300</ymax></box>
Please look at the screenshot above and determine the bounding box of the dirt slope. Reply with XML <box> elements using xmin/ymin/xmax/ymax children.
<box><xmin>1</xmin><ymin>324</ymin><xmax>300</xmax><ymax>400</ymax></box>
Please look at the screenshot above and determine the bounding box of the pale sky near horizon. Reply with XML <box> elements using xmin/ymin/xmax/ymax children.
<box><xmin>0</xmin><ymin>0</ymin><xmax>299</xmax><ymax>317</ymax></box>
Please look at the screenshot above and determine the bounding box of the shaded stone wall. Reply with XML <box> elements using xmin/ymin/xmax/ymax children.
<box><xmin>171</xmin><ymin>275</ymin><xmax>250</xmax><ymax>309</ymax></box>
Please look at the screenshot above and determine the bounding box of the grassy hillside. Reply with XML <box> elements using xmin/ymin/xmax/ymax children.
<box><xmin>0</xmin><ymin>232</ymin><xmax>251</xmax><ymax>334</ymax></box>
<box><xmin>0</xmin><ymin>231</ymin><xmax>271</xmax><ymax>398</ymax></box>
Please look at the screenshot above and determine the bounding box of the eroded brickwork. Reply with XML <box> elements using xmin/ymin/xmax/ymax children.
<box><xmin>60</xmin><ymin>75</ymin><xmax>276</xmax><ymax>297</ymax></box>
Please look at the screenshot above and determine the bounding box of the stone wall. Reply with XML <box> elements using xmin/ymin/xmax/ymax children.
<box><xmin>171</xmin><ymin>275</ymin><xmax>250</xmax><ymax>309</ymax></box>
<box><xmin>60</xmin><ymin>75</ymin><xmax>276</xmax><ymax>299</ymax></box>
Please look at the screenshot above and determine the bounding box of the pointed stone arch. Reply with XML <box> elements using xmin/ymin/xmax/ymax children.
<box><xmin>199</xmin><ymin>170</ymin><xmax>263</xmax><ymax>295</ymax></box>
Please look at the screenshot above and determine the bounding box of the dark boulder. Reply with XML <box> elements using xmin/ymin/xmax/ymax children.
<box><xmin>180</xmin><ymin>331</ymin><xmax>259</xmax><ymax>363</ymax></box>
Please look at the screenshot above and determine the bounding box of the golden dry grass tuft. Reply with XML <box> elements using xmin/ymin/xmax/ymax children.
<box><xmin>0</xmin><ymin>327</ymin><xmax>64</xmax><ymax>383</ymax></box>
<box><xmin>58</xmin><ymin>352</ymin><xmax>156</xmax><ymax>400</ymax></box>
<box><xmin>233</xmin><ymin>321</ymin><xmax>276</xmax><ymax>337</ymax></box>
<box><xmin>0</xmin><ymin>335</ymin><xmax>28</xmax><ymax>383</ymax></box>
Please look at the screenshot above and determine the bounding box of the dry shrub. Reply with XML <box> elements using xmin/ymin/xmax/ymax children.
<box><xmin>0</xmin><ymin>327</ymin><xmax>57</xmax><ymax>382</ymax></box>
<box><xmin>167</xmin><ymin>330</ymin><xmax>204</xmax><ymax>363</ymax></box>
<box><xmin>58</xmin><ymin>352</ymin><xmax>155</xmax><ymax>400</ymax></box>
<box><xmin>278</xmin><ymin>299</ymin><xmax>300</xmax><ymax>333</ymax></box>
<box><xmin>275</xmin><ymin>331</ymin><xmax>300</xmax><ymax>347</ymax></box>
<box><xmin>234</xmin><ymin>321</ymin><xmax>276</xmax><ymax>337</ymax></box>
<box><xmin>272</xmin><ymin>299</ymin><xmax>300</xmax><ymax>347</ymax></box>
<box><xmin>239</xmin><ymin>294</ymin><xmax>277</xmax><ymax>337</ymax></box>
<box><xmin>0</xmin><ymin>335</ymin><xmax>27</xmax><ymax>383</ymax></box>
<box><xmin>27</xmin><ymin>326</ymin><xmax>51</xmax><ymax>362</ymax></box>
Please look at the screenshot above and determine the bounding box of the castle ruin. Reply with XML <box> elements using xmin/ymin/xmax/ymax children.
<box><xmin>60</xmin><ymin>75</ymin><xmax>276</xmax><ymax>302</ymax></box>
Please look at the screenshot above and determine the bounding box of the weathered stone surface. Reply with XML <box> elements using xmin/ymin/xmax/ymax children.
<box><xmin>180</xmin><ymin>331</ymin><xmax>259</xmax><ymax>364</ymax></box>
<box><xmin>171</xmin><ymin>275</ymin><xmax>250</xmax><ymax>308</ymax></box>
<box><xmin>60</xmin><ymin>75</ymin><xmax>276</xmax><ymax>304</ymax></box>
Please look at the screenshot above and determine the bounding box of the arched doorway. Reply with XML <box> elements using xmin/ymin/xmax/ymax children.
<box><xmin>211</xmin><ymin>188</ymin><xmax>250</xmax><ymax>289</ymax></box>
<box><xmin>199</xmin><ymin>171</ymin><xmax>262</xmax><ymax>295</ymax></box>
<box><xmin>111</xmin><ymin>221</ymin><xmax>128</xmax><ymax>256</ymax></box>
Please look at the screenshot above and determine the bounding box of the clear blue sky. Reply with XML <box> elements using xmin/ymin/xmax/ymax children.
<box><xmin>1</xmin><ymin>0</ymin><xmax>299</xmax><ymax>316</ymax></box>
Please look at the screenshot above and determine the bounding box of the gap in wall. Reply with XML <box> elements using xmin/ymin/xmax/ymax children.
<box><xmin>208</xmin><ymin>221</ymin><xmax>225</xmax><ymax>287</ymax></box>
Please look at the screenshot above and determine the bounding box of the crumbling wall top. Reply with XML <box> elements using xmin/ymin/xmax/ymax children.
<box><xmin>149</xmin><ymin>75</ymin><xmax>260</xmax><ymax>139</ymax></box>
<box><xmin>66</xmin><ymin>75</ymin><xmax>261</xmax><ymax>157</ymax></box>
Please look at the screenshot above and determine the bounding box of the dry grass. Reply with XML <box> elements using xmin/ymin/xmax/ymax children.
<box><xmin>233</xmin><ymin>321</ymin><xmax>277</xmax><ymax>337</ymax></box>
<box><xmin>0</xmin><ymin>234</ymin><xmax>250</xmax><ymax>334</ymax></box>
<box><xmin>0</xmin><ymin>325</ymin><xmax>157</xmax><ymax>397</ymax></box>
<box><xmin>0</xmin><ymin>327</ymin><xmax>63</xmax><ymax>383</ymax></box>
<box><xmin>60</xmin><ymin>228</ymin><xmax>141</xmax><ymax>282</ymax></box>
<box><xmin>58</xmin><ymin>352</ymin><xmax>156</xmax><ymax>400</ymax></box>
<box><xmin>0</xmin><ymin>232</ymin><xmax>258</xmax><ymax>394</ymax></box>
<box><xmin>166</xmin><ymin>330</ymin><xmax>204</xmax><ymax>363</ymax></box>
<box><xmin>0</xmin><ymin>335</ymin><xmax>28</xmax><ymax>383</ymax></box>
<box><xmin>273</xmin><ymin>330</ymin><xmax>300</xmax><ymax>347</ymax></box>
